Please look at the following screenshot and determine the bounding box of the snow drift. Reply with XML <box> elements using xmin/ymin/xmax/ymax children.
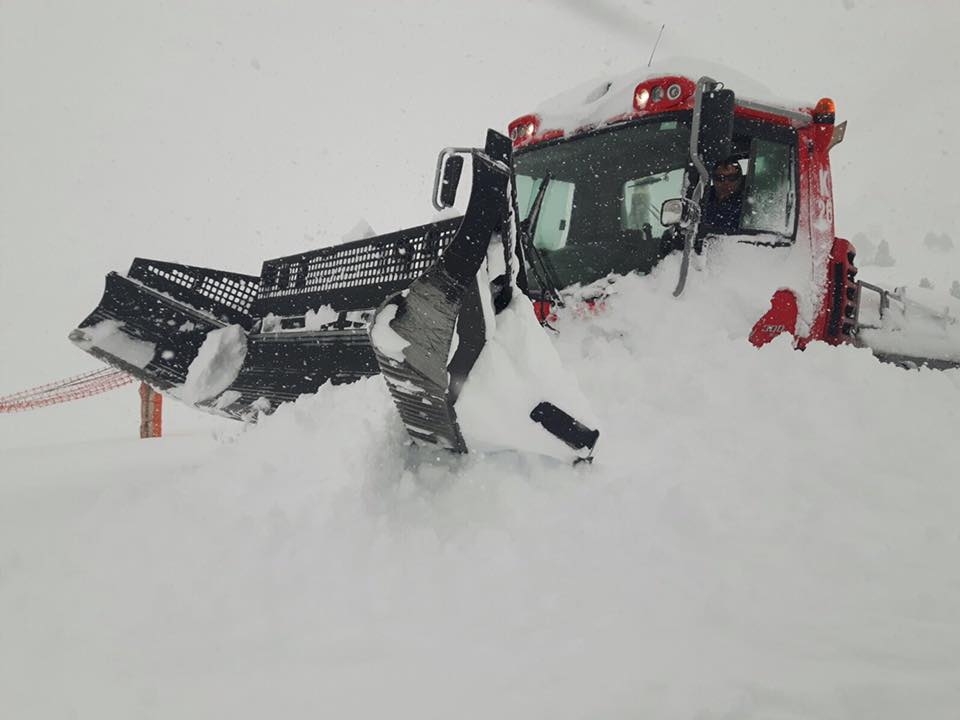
<box><xmin>3</xmin><ymin>256</ymin><xmax>960</xmax><ymax>719</ymax></box>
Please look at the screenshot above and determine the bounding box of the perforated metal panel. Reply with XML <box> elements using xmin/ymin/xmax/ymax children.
<box><xmin>129</xmin><ymin>259</ymin><xmax>260</xmax><ymax>326</ymax></box>
<box><xmin>252</xmin><ymin>217</ymin><xmax>461</xmax><ymax>316</ymax></box>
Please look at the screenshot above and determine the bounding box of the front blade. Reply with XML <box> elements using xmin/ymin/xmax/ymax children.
<box><xmin>71</xmin><ymin>261</ymin><xmax>380</xmax><ymax>419</ymax></box>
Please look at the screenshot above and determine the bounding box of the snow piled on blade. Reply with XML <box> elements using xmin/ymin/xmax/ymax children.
<box><xmin>71</xmin><ymin>319</ymin><xmax>156</xmax><ymax>368</ymax></box>
<box><xmin>4</xmin><ymin>262</ymin><xmax>960</xmax><ymax>718</ymax></box>
<box><xmin>455</xmin><ymin>292</ymin><xmax>598</xmax><ymax>460</ymax></box>
<box><xmin>369</xmin><ymin>302</ymin><xmax>409</xmax><ymax>362</ymax></box>
<box><xmin>304</xmin><ymin>304</ymin><xmax>340</xmax><ymax>329</ymax></box>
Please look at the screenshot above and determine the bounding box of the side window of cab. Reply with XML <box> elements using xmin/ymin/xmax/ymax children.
<box><xmin>740</xmin><ymin>138</ymin><xmax>796</xmax><ymax>237</ymax></box>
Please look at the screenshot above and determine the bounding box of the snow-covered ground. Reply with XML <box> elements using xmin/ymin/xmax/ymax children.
<box><xmin>3</xmin><ymin>1</ymin><xmax>960</xmax><ymax>718</ymax></box>
<box><xmin>4</xmin><ymin>256</ymin><xmax>960</xmax><ymax>719</ymax></box>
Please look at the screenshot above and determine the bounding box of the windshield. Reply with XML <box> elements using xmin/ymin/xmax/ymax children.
<box><xmin>514</xmin><ymin>115</ymin><xmax>691</xmax><ymax>289</ymax></box>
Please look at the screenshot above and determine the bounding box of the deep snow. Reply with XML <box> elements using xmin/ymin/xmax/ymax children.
<box><xmin>3</xmin><ymin>255</ymin><xmax>960</xmax><ymax>718</ymax></box>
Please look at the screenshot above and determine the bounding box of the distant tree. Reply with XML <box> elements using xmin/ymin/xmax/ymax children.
<box><xmin>923</xmin><ymin>232</ymin><xmax>954</xmax><ymax>253</ymax></box>
<box><xmin>852</xmin><ymin>232</ymin><xmax>877</xmax><ymax>265</ymax></box>
<box><xmin>874</xmin><ymin>239</ymin><xmax>895</xmax><ymax>267</ymax></box>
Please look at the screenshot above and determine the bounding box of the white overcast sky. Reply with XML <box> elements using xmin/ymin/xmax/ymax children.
<box><xmin>1</xmin><ymin>0</ymin><xmax>958</xmax><ymax>387</ymax></box>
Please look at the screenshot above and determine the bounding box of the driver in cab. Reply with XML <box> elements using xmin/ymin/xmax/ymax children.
<box><xmin>701</xmin><ymin>159</ymin><xmax>744</xmax><ymax>234</ymax></box>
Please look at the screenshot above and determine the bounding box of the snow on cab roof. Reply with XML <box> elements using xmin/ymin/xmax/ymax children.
<box><xmin>531</xmin><ymin>57</ymin><xmax>816</xmax><ymax>134</ymax></box>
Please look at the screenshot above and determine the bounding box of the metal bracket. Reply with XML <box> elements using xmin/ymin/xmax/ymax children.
<box><xmin>673</xmin><ymin>76</ymin><xmax>717</xmax><ymax>297</ymax></box>
<box><xmin>432</xmin><ymin>147</ymin><xmax>510</xmax><ymax>211</ymax></box>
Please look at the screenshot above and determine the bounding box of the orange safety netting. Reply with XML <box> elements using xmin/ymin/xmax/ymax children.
<box><xmin>0</xmin><ymin>368</ymin><xmax>134</xmax><ymax>413</ymax></box>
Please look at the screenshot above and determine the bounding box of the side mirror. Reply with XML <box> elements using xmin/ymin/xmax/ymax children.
<box><xmin>660</xmin><ymin>198</ymin><xmax>686</xmax><ymax>226</ymax></box>
<box><xmin>695</xmin><ymin>85</ymin><xmax>735</xmax><ymax>170</ymax></box>
<box><xmin>436</xmin><ymin>154</ymin><xmax>464</xmax><ymax>209</ymax></box>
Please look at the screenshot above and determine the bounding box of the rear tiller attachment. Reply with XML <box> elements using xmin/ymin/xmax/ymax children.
<box><xmin>854</xmin><ymin>280</ymin><xmax>960</xmax><ymax>370</ymax></box>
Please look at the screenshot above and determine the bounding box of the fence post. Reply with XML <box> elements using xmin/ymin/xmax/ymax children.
<box><xmin>139</xmin><ymin>383</ymin><xmax>163</xmax><ymax>438</ymax></box>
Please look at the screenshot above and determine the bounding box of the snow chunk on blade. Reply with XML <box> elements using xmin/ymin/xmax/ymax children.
<box><xmin>175</xmin><ymin>324</ymin><xmax>248</xmax><ymax>405</ymax></box>
<box><xmin>369</xmin><ymin>303</ymin><xmax>409</xmax><ymax>363</ymax></box>
<box><xmin>303</xmin><ymin>305</ymin><xmax>340</xmax><ymax>329</ymax></box>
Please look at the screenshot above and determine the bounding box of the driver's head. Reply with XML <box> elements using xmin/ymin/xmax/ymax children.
<box><xmin>713</xmin><ymin>159</ymin><xmax>744</xmax><ymax>201</ymax></box>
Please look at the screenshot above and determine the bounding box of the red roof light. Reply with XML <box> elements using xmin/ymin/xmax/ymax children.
<box><xmin>508</xmin><ymin>114</ymin><xmax>564</xmax><ymax>149</ymax></box>
<box><xmin>632</xmin><ymin>76</ymin><xmax>696</xmax><ymax>114</ymax></box>
<box><xmin>508</xmin><ymin>114</ymin><xmax>540</xmax><ymax>148</ymax></box>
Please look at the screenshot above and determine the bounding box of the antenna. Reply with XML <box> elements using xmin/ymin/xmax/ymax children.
<box><xmin>647</xmin><ymin>24</ymin><xmax>665</xmax><ymax>67</ymax></box>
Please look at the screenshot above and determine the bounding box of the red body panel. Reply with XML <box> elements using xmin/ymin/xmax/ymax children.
<box><xmin>733</xmin><ymin>105</ymin><xmax>797</xmax><ymax>127</ymax></box>
<box><xmin>795</xmin><ymin>121</ymin><xmax>857</xmax><ymax>346</ymax></box>
<box><xmin>802</xmin><ymin>236</ymin><xmax>858</xmax><ymax>347</ymax></box>
<box><xmin>532</xmin><ymin>299</ymin><xmax>557</xmax><ymax>324</ymax></box>
<box><xmin>750</xmin><ymin>289</ymin><xmax>800</xmax><ymax>347</ymax></box>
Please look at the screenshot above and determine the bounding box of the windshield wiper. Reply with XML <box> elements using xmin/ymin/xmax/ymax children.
<box><xmin>519</xmin><ymin>175</ymin><xmax>565</xmax><ymax>307</ymax></box>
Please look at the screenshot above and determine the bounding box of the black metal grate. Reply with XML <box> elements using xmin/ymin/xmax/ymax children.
<box><xmin>128</xmin><ymin>259</ymin><xmax>261</xmax><ymax>327</ymax></box>
<box><xmin>253</xmin><ymin>217</ymin><xmax>461</xmax><ymax>315</ymax></box>
<box><xmin>137</xmin><ymin>262</ymin><xmax>260</xmax><ymax>314</ymax></box>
